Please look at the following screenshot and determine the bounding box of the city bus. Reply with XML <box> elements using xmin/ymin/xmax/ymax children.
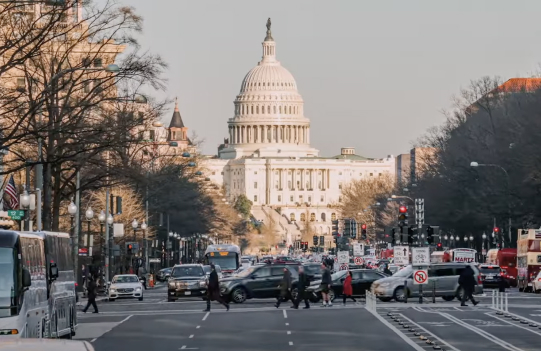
<box><xmin>517</xmin><ymin>229</ymin><xmax>541</xmax><ymax>292</ymax></box>
<box><xmin>204</xmin><ymin>244</ymin><xmax>241</xmax><ymax>276</ymax></box>
<box><xmin>0</xmin><ymin>230</ymin><xmax>77</xmax><ymax>339</ymax></box>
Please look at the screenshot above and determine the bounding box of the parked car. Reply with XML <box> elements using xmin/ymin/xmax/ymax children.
<box><xmin>307</xmin><ymin>269</ymin><xmax>387</xmax><ymax>302</ymax></box>
<box><xmin>371</xmin><ymin>263</ymin><xmax>484</xmax><ymax>302</ymax></box>
<box><xmin>108</xmin><ymin>274</ymin><xmax>144</xmax><ymax>301</ymax></box>
<box><xmin>167</xmin><ymin>264</ymin><xmax>208</xmax><ymax>302</ymax></box>
<box><xmin>220</xmin><ymin>263</ymin><xmax>299</xmax><ymax>303</ymax></box>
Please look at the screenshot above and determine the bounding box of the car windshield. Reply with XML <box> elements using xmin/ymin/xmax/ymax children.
<box><xmin>480</xmin><ymin>267</ymin><xmax>501</xmax><ymax>274</ymax></box>
<box><xmin>393</xmin><ymin>266</ymin><xmax>412</xmax><ymax>278</ymax></box>
<box><xmin>203</xmin><ymin>266</ymin><xmax>211</xmax><ymax>274</ymax></box>
<box><xmin>171</xmin><ymin>266</ymin><xmax>205</xmax><ymax>277</ymax></box>
<box><xmin>331</xmin><ymin>270</ymin><xmax>347</xmax><ymax>281</ymax></box>
<box><xmin>0</xmin><ymin>247</ymin><xmax>16</xmax><ymax>315</ymax></box>
<box><xmin>112</xmin><ymin>276</ymin><xmax>139</xmax><ymax>283</ymax></box>
<box><xmin>304</xmin><ymin>265</ymin><xmax>321</xmax><ymax>275</ymax></box>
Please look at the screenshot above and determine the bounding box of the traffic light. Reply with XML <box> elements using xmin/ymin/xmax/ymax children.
<box><xmin>436</xmin><ymin>242</ymin><xmax>443</xmax><ymax>251</ymax></box>
<box><xmin>407</xmin><ymin>227</ymin><xmax>414</xmax><ymax>245</ymax></box>
<box><xmin>426</xmin><ymin>226</ymin><xmax>434</xmax><ymax>244</ymax></box>
<box><xmin>351</xmin><ymin>219</ymin><xmax>357</xmax><ymax>239</ymax></box>
<box><xmin>332</xmin><ymin>220</ymin><xmax>339</xmax><ymax>236</ymax></box>
<box><xmin>361</xmin><ymin>224</ymin><xmax>367</xmax><ymax>240</ymax></box>
<box><xmin>344</xmin><ymin>219</ymin><xmax>351</xmax><ymax>237</ymax></box>
<box><xmin>115</xmin><ymin>196</ymin><xmax>122</xmax><ymax>215</ymax></box>
<box><xmin>398</xmin><ymin>205</ymin><xmax>408</xmax><ymax>227</ymax></box>
<box><xmin>127</xmin><ymin>243</ymin><xmax>133</xmax><ymax>255</ymax></box>
<box><xmin>313</xmin><ymin>235</ymin><xmax>319</xmax><ymax>246</ymax></box>
<box><xmin>392</xmin><ymin>227</ymin><xmax>400</xmax><ymax>244</ymax></box>
<box><xmin>319</xmin><ymin>235</ymin><xmax>325</xmax><ymax>247</ymax></box>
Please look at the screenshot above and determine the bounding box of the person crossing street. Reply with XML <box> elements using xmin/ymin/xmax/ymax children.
<box><xmin>320</xmin><ymin>263</ymin><xmax>332</xmax><ymax>307</ymax></box>
<box><xmin>459</xmin><ymin>265</ymin><xmax>479</xmax><ymax>307</ymax></box>
<box><xmin>204</xmin><ymin>264</ymin><xmax>229</xmax><ymax>312</ymax></box>
<box><xmin>275</xmin><ymin>267</ymin><xmax>292</xmax><ymax>308</ymax></box>
<box><xmin>82</xmin><ymin>275</ymin><xmax>98</xmax><ymax>314</ymax></box>
<box><xmin>293</xmin><ymin>266</ymin><xmax>310</xmax><ymax>309</ymax></box>
<box><xmin>342</xmin><ymin>271</ymin><xmax>356</xmax><ymax>306</ymax></box>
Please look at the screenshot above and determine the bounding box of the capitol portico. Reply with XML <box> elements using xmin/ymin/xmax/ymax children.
<box><xmin>203</xmin><ymin>20</ymin><xmax>395</xmax><ymax>247</ymax></box>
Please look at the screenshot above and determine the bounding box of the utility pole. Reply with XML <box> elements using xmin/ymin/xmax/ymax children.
<box><xmin>105</xmin><ymin>187</ymin><xmax>110</xmax><ymax>284</ymax></box>
<box><xmin>415</xmin><ymin>198</ymin><xmax>425</xmax><ymax>304</ymax></box>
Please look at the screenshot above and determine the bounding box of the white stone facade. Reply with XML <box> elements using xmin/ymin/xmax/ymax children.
<box><xmin>203</xmin><ymin>23</ymin><xmax>395</xmax><ymax>246</ymax></box>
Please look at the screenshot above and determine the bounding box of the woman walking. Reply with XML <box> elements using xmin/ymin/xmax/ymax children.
<box><xmin>342</xmin><ymin>271</ymin><xmax>356</xmax><ymax>306</ymax></box>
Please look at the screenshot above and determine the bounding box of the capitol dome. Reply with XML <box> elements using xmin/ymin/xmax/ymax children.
<box><xmin>220</xmin><ymin>19</ymin><xmax>318</xmax><ymax>160</ymax></box>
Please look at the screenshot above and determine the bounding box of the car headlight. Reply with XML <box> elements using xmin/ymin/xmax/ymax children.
<box><xmin>199</xmin><ymin>280</ymin><xmax>207</xmax><ymax>287</ymax></box>
<box><xmin>110</xmin><ymin>288</ymin><xmax>116</xmax><ymax>293</ymax></box>
<box><xmin>168</xmin><ymin>281</ymin><xmax>175</xmax><ymax>288</ymax></box>
<box><xmin>136</xmin><ymin>287</ymin><xmax>142</xmax><ymax>291</ymax></box>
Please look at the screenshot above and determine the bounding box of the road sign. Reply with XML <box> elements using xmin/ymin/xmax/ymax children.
<box><xmin>339</xmin><ymin>263</ymin><xmax>349</xmax><ymax>271</ymax></box>
<box><xmin>412</xmin><ymin>247</ymin><xmax>430</xmax><ymax>266</ymax></box>
<box><xmin>353</xmin><ymin>243</ymin><xmax>364</xmax><ymax>256</ymax></box>
<box><xmin>337</xmin><ymin>251</ymin><xmax>349</xmax><ymax>264</ymax></box>
<box><xmin>394</xmin><ymin>246</ymin><xmax>409</xmax><ymax>265</ymax></box>
<box><xmin>149</xmin><ymin>258</ymin><xmax>160</xmax><ymax>263</ymax></box>
<box><xmin>414</xmin><ymin>269</ymin><xmax>428</xmax><ymax>284</ymax></box>
<box><xmin>354</xmin><ymin>256</ymin><xmax>364</xmax><ymax>265</ymax></box>
<box><xmin>78</xmin><ymin>248</ymin><xmax>88</xmax><ymax>256</ymax></box>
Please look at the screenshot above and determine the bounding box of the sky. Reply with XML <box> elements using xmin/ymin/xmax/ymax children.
<box><xmin>97</xmin><ymin>0</ymin><xmax>541</xmax><ymax>158</ymax></box>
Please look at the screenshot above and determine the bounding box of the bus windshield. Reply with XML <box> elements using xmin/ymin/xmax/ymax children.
<box><xmin>0</xmin><ymin>247</ymin><xmax>17</xmax><ymax>317</ymax></box>
<box><xmin>207</xmin><ymin>256</ymin><xmax>238</xmax><ymax>270</ymax></box>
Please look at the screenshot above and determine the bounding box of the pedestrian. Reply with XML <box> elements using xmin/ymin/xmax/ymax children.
<box><xmin>293</xmin><ymin>266</ymin><xmax>310</xmax><ymax>309</ymax></box>
<box><xmin>83</xmin><ymin>275</ymin><xmax>98</xmax><ymax>313</ymax></box>
<box><xmin>342</xmin><ymin>271</ymin><xmax>356</xmax><ymax>306</ymax></box>
<box><xmin>320</xmin><ymin>263</ymin><xmax>332</xmax><ymax>307</ymax></box>
<box><xmin>204</xmin><ymin>264</ymin><xmax>229</xmax><ymax>312</ymax></box>
<box><xmin>458</xmin><ymin>265</ymin><xmax>479</xmax><ymax>307</ymax></box>
<box><xmin>138</xmin><ymin>266</ymin><xmax>147</xmax><ymax>290</ymax></box>
<box><xmin>383</xmin><ymin>265</ymin><xmax>392</xmax><ymax>276</ymax></box>
<box><xmin>275</xmin><ymin>267</ymin><xmax>292</xmax><ymax>308</ymax></box>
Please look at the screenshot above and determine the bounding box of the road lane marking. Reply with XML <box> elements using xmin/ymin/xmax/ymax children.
<box><xmin>487</xmin><ymin>313</ymin><xmax>541</xmax><ymax>337</ymax></box>
<box><xmin>196</xmin><ymin>326</ymin><xmax>200</xmax><ymax>329</ymax></box>
<box><xmin>441</xmin><ymin>313</ymin><xmax>524</xmax><ymax>351</ymax></box>
<box><xmin>285</xmin><ymin>322</ymin><xmax>289</xmax><ymax>326</ymax></box>
<box><xmin>289</xmin><ymin>342</ymin><xmax>293</xmax><ymax>346</ymax></box>
<box><xmin>366</xmin><ymin>311</ymin><xmax>424</xmax><ymax>351</ymax></box>
<box><xmin>287</xmin><ymin>331</ymin><xmax>291</xmax><ymax>335</ymax></box>
<box><xmin>89</xmin><ymin>314</ymin><xmax>133</xmax><ymax>343</ymax></box>
<box><xmin>179</xmin><ymin>347</ymin><xmax>198</xmax><ymax>350</ymax></box>
<box><xmin>90</xmin><ymin>338</ymin><xmax>97</xmax><ymax>343</ymax></box>
<box><xmin>202</xmin><ymin>312</ymin><xmax>209</xmax><ymax>321</ymax></box>
<box><xmin>189</xmin><ymin>335</ymin><xmax>194</xmax><ymax>339</ymax></box>
<box><xmin>283</xmin><ymin>310</ymin><xmax>287</xmax><ymax>318</ymax></box>
<box><xmin>396</xmin><ymin>313</ymin><xmax>460</xmax><ymax>351</ymax></box>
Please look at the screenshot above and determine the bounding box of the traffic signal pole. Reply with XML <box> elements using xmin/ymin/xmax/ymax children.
<box><xmin>415</xmin><ymin>198</ymin><xmax>425</xmax><ymax>304</ymax></box>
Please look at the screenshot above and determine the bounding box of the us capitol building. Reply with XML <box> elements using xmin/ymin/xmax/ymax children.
<box><xmin>203</xmin><ymin>20</ymin><xmax>395</xmax><ymax>248</ymax></box>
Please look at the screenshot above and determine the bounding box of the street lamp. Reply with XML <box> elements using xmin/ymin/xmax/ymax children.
<box><xmin>98</xmin><ymin>210</ymin><xmax>105</xmax><ymax>263</ymax></box>
<box><xmin>141</xmin><ymin>220</ymin><xmax>147</xmax><ymax>231</ymax></box>
<box><xmin>98</xmin><ymin>210</ymin><xmax>106</xmax><ymax>223</ymax></box>
<box><xmin>107</xmin><ymin>214</ymin><xmax>114</xmax><ymax>225</ymax></box>
<box><xmin>68</xmin><ymin>201</ymin><xmax>77</xmax><ymax>216</ymax></box>
<box><xmin>132</xmin><ymin>218</ymin><xmax>138</xmax><ymax>241</ymax></box>
<box><xmin>85</xmin><ymin>207</ymin><xmax>94</xmax><ymax>253</ymax></box>
<box><xmin>470</xmin><ymin>161</ymin><xmax>511</xmax><ymax>246</ymax></box>
<box><xmin>67</xmin><ymin>200</ymin><xmax>78</xmax><ymax>265</ymax></box>
<box><xmin>20</xmin><ymin>190</ymin><xmax>31</xmax><ymax>208</ymax></box>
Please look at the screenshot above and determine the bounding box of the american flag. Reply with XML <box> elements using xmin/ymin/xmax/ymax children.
<box><xmin>3</xmin><ymin>175</ymin><xmax>18</xmax><ymax>210</ymax></box>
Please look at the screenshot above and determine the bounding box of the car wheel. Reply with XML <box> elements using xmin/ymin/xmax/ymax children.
<box><xmin>108</xmin><ymin>298</ymin><xmax>115</xmax><ymax>302</ymax></box>
<box><xmin>456</xmin><ymin>287</ymin><xmax>464</xmax><ymax>301</ymax></box>
<box><xmin>378</xmin><ymin>297</ymin><xmax>392</xmax><ymax>302</ymax></box>
<box><xmin>442</xmin><ymin>296</ymin><xmax>455</xmax><ymax>301</ymax></box>
<box><xmin>139</xmin><ymin>295</ymin><xmax>143</xmax><ymax>301</ymax></box>
<box><xmin>231</xmin><ymin>287</ymin><xmax>247</xmax><ymax>303</ymax></box>
<box><xmin>393</xmin><ymin>287</ymin><xmax>407</xmax><ymax>302</ymax></box>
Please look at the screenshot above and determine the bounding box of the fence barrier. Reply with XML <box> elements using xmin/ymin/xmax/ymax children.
<box><xmin>365</xmin><ymin>291</ymin><xmax>377</xmax><ymax>312</ymax></box>
<box><xmin>491</xmin><ymin>290</ymin><xmax>508</xmax><ymax>314</ymax></box>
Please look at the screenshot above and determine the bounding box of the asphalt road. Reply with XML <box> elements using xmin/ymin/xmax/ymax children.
<box><xmin>75</xmin><ymin>285</ymin><xmax>541</xmax><ymax>351</ymax></box>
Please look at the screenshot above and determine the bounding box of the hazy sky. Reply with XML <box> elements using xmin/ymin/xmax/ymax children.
<box><xmin>98</xmin><ymin>0</ymin><xmax>541</xmax><ymax>157</ymax></box>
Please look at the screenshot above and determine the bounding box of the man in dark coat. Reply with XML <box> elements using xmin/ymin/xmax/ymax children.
<box><xmin>204</xmin><ymin>264</ymin><xmax>229</xmax><ymax>312</ymax></box>
<box><xmin>293</xmin><ymin>265</ymin><xmax>310</xmax><ymax>309</ymax></box>
<box><xmin>459</xmin><ymin>265</ymin><xmax>479</xmax><ymax>306</ymax></box>
<box><xmin>275</xmin><ymin>267</ymin><xmax>292</xmax><ymax>308</ymax></box>
<box><xmin>83</xmin><ymin>275</ymin><xmax>98</xmax><ymax>313</ymax></box>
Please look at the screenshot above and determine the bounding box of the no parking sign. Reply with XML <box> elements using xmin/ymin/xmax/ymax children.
<box><xmin>413</xmin><ymin>269</ymin><xmax>428</xmax><ymax>285</ymax></box>
<box><xmin>354</xmin><ymin>257</ymin><xmax>364</xmax><ymax>265</ymax></box>
<box><xmin>339</xmin><ymin>264</ymin><xmax>349</xmax><ymax>271</ymax></box>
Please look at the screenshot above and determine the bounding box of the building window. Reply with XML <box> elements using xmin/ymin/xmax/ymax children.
<box><xmin>300</xmin><ymin>213</ymin><xmax>306</xmax><ymax>222</ymax></box>
<box><xmin>254</xmin><ymin>171</ymin><xmax>257</xmax><ymax>174</ymax></box>
<box><xmin>254</xmin><ymin>182</ymin><xmax>257</xmax><ymax>189</ymax></box>
<box><xmin>370</xmin><ymin>173</ymin><xmax>373</xmax><ymax>177</ymax></box>
<box><xmin>16</xmin><ymin>78</ymin><xmax>25</xmax><ymax>91</ymax></box>
<box><xmin>331</xmin><ymin>213</ymin><xmax>336</xmax><ymax>221</ymax></box>
<box><xmin>318</xmin><ymin>181</ymin><xmax>322</xmax><ymax>189</ymax></box>
<box><xmin>149</xmin><ymin>130</ymin><xmax>155</xmax><ymax>141</ymax></box>
<box><xmin>339</xmin><ymin>172</ymin><xmax>342</xmax><ymax>176</ymax></box>
<box><xmin>339</xmin><ymin>183</ymin><xmax>342</xmax><ymax>190</ymax></box>
<box><xmin>288</xmin><ymin>181</ymin><xmax>292</xmax><ymax>189</ymax></box>
<box><xmin>83</xmin><ymin>81</ymin><xmax>91</xmax><ymax>93</ymax></box>
<box><xmin>254</xmin><ymin>195</ymin><xmax>257</xmax><ymax>202</ymax></box>
<box><xmin>308</xmin><ymin>196</ymin><xmax>312</xmax><ymax>203</ymax></box>
<box><xmin>212</xmin><ymin>172</ymin><xmax>216</xmax><ymax>175</ymax></box>
<box><xmin>290</xmin><ymin>196</ymin><xmax>294</xmax><ymax>202</ymax></box>
<box><xmin>339</xmin><ymin>196</ymin><xmax>342</xmax><ymax>202</ymax></box>
<box><xmin>320</xmin><ymin>195</ymin><xmax>324</xmax><ymax>202</ymax></box>
<box><xmin>310</xmin><ymin>213</ymin><xmax>315</xmax><ymax>222</ymax></box>
<box><xmin>290</xmin><ymin>213</ymin><xmax>295</xmax><ymax>221</ymax></box>
<box><xmin>221</xmin><ymin>172</ymin><xmax>224</xmax><ymax>175</ymax></box>
<box><xmin>93</xmin><ymin>58</ymin><xmax>103</xmax><ymax>67</ymax></box>
<box><xmin>278</xmin><ymin>195</ymin><xmax>281</xmax><ymax>202</ymax></box>
<box><xmin>321</xmin><ymin>213</ymin><xmax>326</xmax><ymax>221</ymax></box>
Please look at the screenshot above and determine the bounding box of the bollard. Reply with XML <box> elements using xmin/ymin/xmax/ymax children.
<box><xmin>505</xmin><ymin>292</ymin><xmax>508</xmax><ymax>313</ymax></box>
<box><xmin>404</xmin><ymin>280</ymin><xmax>408</xmax><ymax>304</ymax></box>
<box><xmin>492</xmin><ymin>289</ymin><xmax>495</xmax><ymax>309</ymax></box>
<box><xmin>432</xmin><ymin>281</ymin><xmax>436</xmax><ymax>303</ymax></box>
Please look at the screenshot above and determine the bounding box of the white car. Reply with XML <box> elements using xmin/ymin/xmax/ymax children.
<box><xmin>108</xmin><ymin>274</ymin><xmax>144</xmax><ymax>301</ymax></box>
<box><xmin>533</xmin><ymin>271</ymin><xmax>541</xmax><ymax>293</ymax></box>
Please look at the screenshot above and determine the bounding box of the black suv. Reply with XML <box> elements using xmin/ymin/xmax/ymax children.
<box><xmin>220</xmin><ymin>263</ymin><xmax>299</xmax><ymax>303</ymax></box>
<box><xmin>167</xmin><ymin>264</ymin><xmax>208</xmax><ymax>302</ymax></box>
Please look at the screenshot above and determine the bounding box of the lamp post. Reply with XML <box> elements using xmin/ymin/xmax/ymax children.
<box><xmin>168</xmin><ymin>232</ymin><xmax>173</xmax><ymax>267</ymax></box>
<box><xmin>68</xmin><ymin>200</ymin><xmax>78</xmax><ymax>274</ymax></box>
<box><xmin>141</xmin><ymin>220</ymin><xmax>147</xmax><ymax>269</ymax></box>
<box><xmin>470</xmin><ymin>162</ymin><xmax>512</xmax><ymax>247</ymax></box>
<box><xmin>107</xmin><ymin>213</ymin><xmax>113</xmax><ymax>277</ymax></box>
<box><xmin>20</xmin><ymin>189</ymin><xmax>31</xmax><ymax>231</ymax></box>
<box><xmin>444</xmin><ymin>235</ymin><xmax>448</xmax><ymax>248</ymax></box>
<box><xmin>85</xmin><ymin>207</ymin><xmax>94</xmax><ymax>256</ymax></box>
<box><xmin>98</xmin><ymin>210</ymin><xmax>105</xmax><ymax>268</ymax></box>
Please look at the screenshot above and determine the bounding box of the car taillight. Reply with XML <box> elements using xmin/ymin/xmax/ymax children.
<box><xmin>538</xmin><ymin>278</ymin><xmax>541</xmax><ymax>282</ymax></box>
<box><xmin>478</xmin><ymin>275</ymin><xmax>482</xmax><ymax>284</ymax></box>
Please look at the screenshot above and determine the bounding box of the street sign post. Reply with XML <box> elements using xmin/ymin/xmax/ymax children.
<box><xmin>7</xmin><ymin>210</ymin><xmax>24</xmax><ymax>220</ymax></box>
<box><xmin>393</xmin><ymin>246</ymin><xmax>410</xmax><ymax>265</ymax></box>
<box><xmin>339</xmin><ymin>263</ymin><xmax>349</xmax><ymax>271</ymax></box>
<box><xmin>412</xmin><ymin>247</ymin><xmax>430</xmax><ymax>266</ymax></box>
<box><xmin>354</xmin><ymin>256</ymin><xmax>364</xmax><ymax>265</ymax></box>
<box><xmin>413</xmin><ymin>269</ymin><xmax>428</xmax><ymax>285</ymax></box>
<box><xmin>353</xmin><ymin>243</ymin><xmax>364</xmax><ymax>256</ymax></box>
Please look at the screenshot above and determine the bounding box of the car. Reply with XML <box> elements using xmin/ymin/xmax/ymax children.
<box><xmin>167</xmin><ymin>264</ymin><xmax>208</xmax><ymax>302</ymax></box>
<box><xmin>478</xmin><ymin>264</ymin><xmax>506</xmax><ymax>289</ymax></box>
<box><xmin>306</xmin><ymin>269</ymin><xmax>387</xmax><ymax>302</ymax></box>
<box><xmin>220</xmin><ymin>263</ymin><xmax>299</xmax><ymax>303</ymax></box>
<box><xmin>156</xmin><ymin>268</ymin><xmax>172</xmax><ymax>282</ymax></box>
<box><xmin>203</xmin><ymin>264</ymin><xmax>223</xmax><ymax>280</ymax></box>
<box><xmin>371</xmin><ymin>263</ymin><xmax>484</xmax><ymax>302</ymax></box>
<box><xmin>108</xmin><ymin>274</ymin><xmax>144</xmax><ymax>301</ymax></box>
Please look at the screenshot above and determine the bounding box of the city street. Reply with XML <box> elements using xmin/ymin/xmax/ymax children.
<box><xmin>75</xmin><ymin>285</ymin><xmax>541</xmax><ymax>351</ymax></box>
